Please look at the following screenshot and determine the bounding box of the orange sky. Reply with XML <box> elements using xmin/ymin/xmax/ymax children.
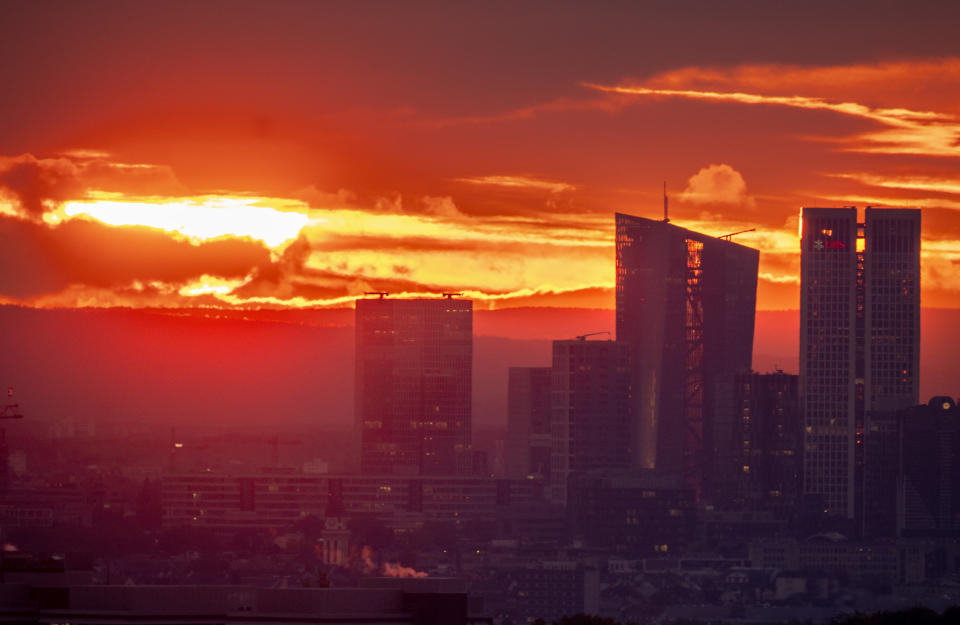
<box><xmin>1</xmin><ymin>2</ymin><xmax>959</xmax><ymax>311</ymax></box>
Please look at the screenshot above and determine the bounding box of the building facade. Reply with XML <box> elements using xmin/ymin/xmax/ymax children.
<box><xmin>615</xmin><ymin>213</ymin><xmax>758</xmax><ymax>500</ymax></box>
<box><xmin>567</xmin><ymin>468</ymin><xmax>696</xmax><ymax>557</ymax></box>
<box><xmin>355</xmin><ymin>296</ymin><xmax>473</xmax><ymax>476</ymax></box>
<box><xmin>799</xmin><ymin>207</ymin><xmax>920</xmax><ymax>519</ymax></box>
<box><xmin>161</xmin><ymin>472</ymin><xmax>542</xmax><ymax>530</ymax></box>
<box><xmin>549</xmin><ymin>338</ymin><xmax>631</xmax><ymax>503</ymax></box>
<box><xmin>730</xmin><ymin>370</ymin><xmax>802</xmax><ymax>514</ymax></box>
<box><xmin>899</xmin><ymin>396</ymin><xmax>960</xmax><ymax>538</ymax></box>
<box><xmin>505</xmin><ymin>367</ymin><xmax>552</xmax><ymax>479</ymax></box>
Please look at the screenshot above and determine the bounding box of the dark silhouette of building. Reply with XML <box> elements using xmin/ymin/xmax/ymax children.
<box><xmin>567</xmin><ymin>468</ymin><xmax>696</xmax><ymax>557</ymax></box>
<box><xmin>505</xmin><ymin>366</ymin><xmax>552</xmax><ymax>479</ymax></box>
<box><xmin>861</xmin><ymin>410</ymin><xmax>901</xmax><ymax>539</ymax></box>
<box><xmin>899</xmin><ymin>396</ymin><xmax>960</xmax><ymax>538</ymax></box>
<box><xmin>549</xmin><ymin>338</ymin><xmax>631</xmax><ymax>503</ymax></box>
<box><xmin>729</xmin><ymin>370</ymin><xmax>801</xmax><ymax>514</ymax></box>
<box><xmin>355</xmin><ymin>296</ymin><xmax>473</xmax><ymax>476</ymax></box>
<box><xmin>0</xmin><ymin>580</ymin><xmax>474</xmax><ymax>625</ymax></box>
<box><xmin>799</xmin><ymin>207</ymin><xmax>920</xmax><ymax>519</ymax></box>
<box><xmin>161</xmin><ymin>472</ymin><xmax>541</xmax><ymax>531</ymax></box>
<box><xmin>507</xmin><ymin>562</ymin><xmax>600</xmax><ymax>623</ymax></box>
<box><xmin>615</xmin><ymin>212</ymin><xmax>758</xmax><ymax>500</ymax></box>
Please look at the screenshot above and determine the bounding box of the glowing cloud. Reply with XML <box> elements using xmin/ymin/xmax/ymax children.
<box><xmin>456</xmin><ymin>175</ymin><xmax>576</xmax><ymax>193</ymax></box>
<box><xmin>59</xmin><ymin>193</ymin><xmax>310</xmax><ymax>248</ymax></box>
<box><xmin>831</xmin><ymin>173</ymin><xmax>960</xmax><ymax>196</ymax></box>
<box><xmin>584</xmin><ymin>82</ymin><xmax>960</xmax><ymax>158</ymax></box>
<box><xmin>817</xmin><ymin>193</ymin><xmax>960</xmax><ymax>212</ymax></box>
<box><xmin>680</xmin><ymin>164</ymin><xmax>754</xmax><ymax>206</ymax></box>
<box><xmin>178</xmin><ymin>274</ymin><xmax>252</xmax><ymax>297</ymax></box>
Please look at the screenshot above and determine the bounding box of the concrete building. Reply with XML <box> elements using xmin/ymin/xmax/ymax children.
<box><xmin>615</xmin><ymin>212</ymin><xmax>758</xmax><ymax>500</ymax></box>
<box><xmin>549</xmin><ymin>338</ymin><xmax>631</xmax><ymax>503</ymax></box>
<box><xmin>748</xmin><ymin>534</ymin><xmax>925</xmax><ymax>586</ymax></box>
<box><xmin>799</xmin><ymin>207</ymin><xmax>920</xmax><ymax>519</ymax></box>
<box><xmin>508</xmin><ymin>561</ymin><xmax>600</xmax><ymax>623</ymax></box>
<box><xmin>355</xmin><ymin>296</ymin><xmax>473</xmax><ymax>476</ymax></box>
<box><xmin>567</xmin><ymin>468</ymin><xmax>696</xmax><ymax>557</ymax></box>
<box><xmin>161</xmin><ymin>472</ymin><xmax>542</xmax><ymax>531</ymax></box>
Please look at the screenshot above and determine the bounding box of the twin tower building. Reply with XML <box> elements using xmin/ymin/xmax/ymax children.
<box><xmin>355</xmin><ymin>208</ymin><xmax>920</xmax><ymax>519</ymax></box>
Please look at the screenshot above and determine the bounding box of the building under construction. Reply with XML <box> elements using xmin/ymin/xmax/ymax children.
<box><xmin>615</xmin><ymin>212</ymin><xmax>759</xmax><ymax>500</ymax></box>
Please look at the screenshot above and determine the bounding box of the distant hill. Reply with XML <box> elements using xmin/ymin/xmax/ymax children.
<box><xmin>0</xmin><ymin>306</ymin><xmax>956</xmax><ymax>427</ymax></box>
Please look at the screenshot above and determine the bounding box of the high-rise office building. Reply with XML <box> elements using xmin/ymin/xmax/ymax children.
<box><xmin>549</xmin><ymin>338</ymin><xmax>631</xmax><ymax>503</ymax></box>
<box><xmin>355</xmin><ymin>296</ymin><xmax>473</xmax><ymax>476</ymax></box>
<box><xmin>799</xmin><ymin>207</ymin><xmax>920</xmax><ymax>519</ymax></box>
<box><xmin>615</xmin><ymin>213</ymin><xmax>758</xmax><ymax>499</ymax></box>
<box><xmin>899</xmin><ymin>397</ymin><xmax>960</xmax><ymax>538</ymax></box>
<box><xmin>505</xmin><ymin>367</ymin><xmax>553</xmax><ymax>479</ymax></box>
<box><xmin>730</xmin><ymin>370</ymin><xmax>801</xmax><ymax>514</ymax></box>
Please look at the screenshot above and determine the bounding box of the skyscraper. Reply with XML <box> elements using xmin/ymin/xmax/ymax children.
<box><xmin>799</xmin><ymin>207</ymin><xmax>920</xmax><ymax>519</ymax></box>
<box><xmin>730</xmin><ymin>370</ymin><xmax>802</xmax><ymax>514</ymax></box>
<box><xmin>899</xmin><ymin>396</ymin><xmax>960</xmax><ymax>538</ymax></box>
<box><xmin>355</xmin><ymin>296</ymin><xmax>473</xmax><ymax>476</ymax></box>
<box><xmin>615</xmin><ymin>213</ymin><xmax>758</xmax><ymax>499</ymax></box>
<box><xmin>549</xmin><ymin>337</ymin><xmax>631</xmax><ymax>504</ymax></box>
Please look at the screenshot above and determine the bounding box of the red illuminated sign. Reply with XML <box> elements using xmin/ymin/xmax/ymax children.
<box><xmin>813</xmin><ymin>240</ymin><xmax>845</xmax><ymax>250</ymax></box>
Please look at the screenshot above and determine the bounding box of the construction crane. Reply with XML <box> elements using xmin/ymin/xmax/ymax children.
<box><xmin>441</xmin><ymin>292</ymin><xmax>462</xmax><ymax>299</ymax></box>
<box><xmin>575</xmin><ymin>331</ymin><xmax>612</xmax><ymax>341</ymax></box>
<box><xmin>719</xmin><ymin>228</ymin><xmax>756</xmax><ymax>240</ymax></box>
<box><xmin>363</xmin><ymin>291</ymin><xmax>389</xmax><ymax>299</ymax></box>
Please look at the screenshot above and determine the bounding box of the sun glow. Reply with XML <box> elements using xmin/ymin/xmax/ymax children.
<box><xmin>59</xmin><ymin>193</ymin><xmax>309</xmax><ymax>248</ymax></box>
<box><xmin>178</xmin><ymin>275</ymin><xmax>252</xmax><ymax>297</ymax></box>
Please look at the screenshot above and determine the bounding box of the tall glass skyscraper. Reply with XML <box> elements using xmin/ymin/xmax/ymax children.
<box><xmin>615</xmin><ymin>213</ymin><xmax>759</xmax><ymax>500</ymax></box>
<box><xmin>355</xmin><ymin>296</ymin><xmax>473</xmax><ymax>476</ymax></box>
<box><xmin>799</xmin><ymin>207</ymin><xmax>920</xmax><ymax>519</ymax></box>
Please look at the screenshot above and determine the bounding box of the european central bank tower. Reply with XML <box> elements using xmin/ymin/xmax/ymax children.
<box><xmin>616</xmin><ymin>213</ymin><xmax>759</xmax><ymax>500</ymax></box>
<box><xmin>800</xmin><ymin>207</ymin><xmax>920</xmax><ymax>519</ymax></box>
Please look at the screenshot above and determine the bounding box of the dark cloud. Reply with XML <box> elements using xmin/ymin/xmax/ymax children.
<box><xmin>0</xmin><ymin>215</ymin><xmax>271</xmax><ymax>300</ymax></box>
<box><xmin>0</xmin><ymin>153</ymin><xmax>187</xmax><ymax>218</ymax></box>
<box><xmin>0</xmin><ymin>154</ymin><xmax>81</xmax><ymax>217</ymax></box>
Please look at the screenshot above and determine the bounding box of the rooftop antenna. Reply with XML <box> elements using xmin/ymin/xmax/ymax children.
<box><xmin>663</xmin><ymin>180</ymin><xmax>670</xmax><ymax>223</ymax></box>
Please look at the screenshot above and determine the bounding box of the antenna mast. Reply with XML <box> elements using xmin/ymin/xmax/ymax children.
<box><xmin>663</xmin><ymin>180</ymin><xmax>670</xmax><ymax>223</ymax></box>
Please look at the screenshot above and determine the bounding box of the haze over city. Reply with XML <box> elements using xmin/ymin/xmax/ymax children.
<box><xmin>2</xmin><ymin>3</ymin><xmax>960</xmax><ymax>625</ymax></box>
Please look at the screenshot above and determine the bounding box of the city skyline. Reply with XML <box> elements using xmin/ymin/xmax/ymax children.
<box><xmin>3</xmin><ymin>4</ymin><xmax>960</xmax><ymax>619</ymax></box>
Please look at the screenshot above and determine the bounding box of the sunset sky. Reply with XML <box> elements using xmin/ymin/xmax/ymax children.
<box><xmin>3</xmin><ymin>1</ymin><xmax>960</xmax><ymax>312</ymax></box>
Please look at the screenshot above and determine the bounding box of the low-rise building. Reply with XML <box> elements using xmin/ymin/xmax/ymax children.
<box><xmin>161</xmin><ymin>472</ymin><xmax>542</xmax><ymax>531</ymax></box>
